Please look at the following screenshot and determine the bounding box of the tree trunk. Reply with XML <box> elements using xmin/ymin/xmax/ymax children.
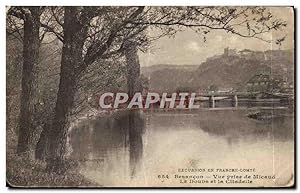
<box><xmin>35</xmin><ymin>122</ymin><xmax>51</xmax><ymax>160</ymax></box>
<box><xmin>17</xmin><ymin>7</ymin><xmax>41</xmax><ymax>156</ymax></box>
<box><xmin>124</xmin><ymin>40</ymin><xmax>141</xmax><ymax>97</ymax></box>
<box><xmin>46</xmin><ymin>7</ymin><xmax>87</xmax><ymax>173</ymax></box>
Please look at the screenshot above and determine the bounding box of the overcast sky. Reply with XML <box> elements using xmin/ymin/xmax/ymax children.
<box><xmin>139</xmin><ymin>7</ymin><xmax>294</xmax><ymax>67</ymax></box>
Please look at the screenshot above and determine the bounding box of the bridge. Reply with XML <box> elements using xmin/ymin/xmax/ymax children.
<box><xmin>195</xmin><ymin>91</ymin><xmax>293</xmax><ymax>108</ymax></box>
<box><xmin>147</xmin><ymin>91</ymin><xmax>293</xmax><ymax>109</ymax></box>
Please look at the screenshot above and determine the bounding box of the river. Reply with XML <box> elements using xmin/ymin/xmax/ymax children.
<box><xmin>69</xmin><ymin>108</ymin><xmax>294</xmax><ymax>187</ymax></box>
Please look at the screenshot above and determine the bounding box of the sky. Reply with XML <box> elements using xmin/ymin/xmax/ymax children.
<box><xmin>139</xmin><ymin>7</ymin><xmax>294</xmax><ymax>67</ymax></box>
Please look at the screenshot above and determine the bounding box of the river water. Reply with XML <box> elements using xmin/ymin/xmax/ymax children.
<box><xmin>69</xmin><ymin>108</ymin><xmax>294</xmax><ymax>187</ymax></box>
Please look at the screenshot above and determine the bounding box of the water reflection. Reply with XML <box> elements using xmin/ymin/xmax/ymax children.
<box><xmin>198</xmin><ymin>110</ymin><xmax>294</xmax><ymax>144</ymax></box>
<box><xmin>69</xmin><ymin>110</ymin><xmax>145</xmax><ymax>182</ymax></box>
<box><xmin>69</xmin><ymin>109</ymin><xmax>294</xmax><ymax>186</ymax></box>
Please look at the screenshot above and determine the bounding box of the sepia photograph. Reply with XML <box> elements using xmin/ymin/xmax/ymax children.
<box><xmin>5</xmin><ymin>5</ymin><xmax>295</xmax><ymax>188</ymax></box>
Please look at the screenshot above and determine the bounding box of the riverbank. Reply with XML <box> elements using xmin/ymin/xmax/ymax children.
<box><xmin>6</xmin><ymin>153</ymin><xmax>99</xmax><ymax>187</ymax></box>
<box><xmin>143</xmin><ymin>106</ymin><xmax>292</xmax><ymax>115</ymax></box>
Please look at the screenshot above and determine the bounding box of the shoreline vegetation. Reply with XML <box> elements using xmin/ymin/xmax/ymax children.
<box><xmin>6</xmin><ymin>134</ymin><xmax>99</xmax><ymax>187</ymax></box>
<box><xmin>7</xmin><ymin>153</ymin><xmax>100</xmax><ymax>187</ymax></box>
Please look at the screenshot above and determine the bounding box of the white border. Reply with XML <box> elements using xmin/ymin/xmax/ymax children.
<box><xmin>1</xmin><ymin>0</ymin><xmax>299</xmax><ymax>192</ymax></box>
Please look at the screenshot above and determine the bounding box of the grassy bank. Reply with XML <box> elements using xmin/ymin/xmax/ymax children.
<box><xmin>6</xmin><ymin>153</ymin><xmax>99</xmax><ymax>187</ymax></box>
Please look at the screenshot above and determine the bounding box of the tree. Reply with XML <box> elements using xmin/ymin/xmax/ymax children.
<box><xmin>40</xmin><ymin>6</ymin><xmax>287</xmax><ymax>172</ymax></box>
<box><xmin>7</xmin><ymin>7</ymin><xmax>44</xmax><ymax>156</ymax></box>
<box><xmin>6</xmin><ymin>27</ymin><xmax>23</xmax><ymax>153</ymax></box>
<box><xmin>45</xmin><ymin>6</ymin><xmax>147</xmax><ymax>172</ymax></box>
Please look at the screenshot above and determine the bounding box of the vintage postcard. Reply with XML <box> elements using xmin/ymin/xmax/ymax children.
<box><xmin>6</xmin><ymin>6</ymin><xmax>295</xmax><ymax>188</ymax></box>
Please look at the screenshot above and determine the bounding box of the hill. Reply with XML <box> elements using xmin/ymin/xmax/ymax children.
<box><xmin>141</xmin><ymin>49</ymin><xmax>294</xmax><ymax>92</ymax></box>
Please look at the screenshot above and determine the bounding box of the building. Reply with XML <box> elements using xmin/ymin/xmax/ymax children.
<box><xmin>246</xmin><ymin>71</ymin><xmax>292</xmax><ymax>93</ymax></box>
<box><xmin>246</xmin><ymin>73</ymin><xmax>270</xmax><ymax>92</ymax></box>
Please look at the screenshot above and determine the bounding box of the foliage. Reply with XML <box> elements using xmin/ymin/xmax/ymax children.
<box><xmin>7</xmin><ymin>154</ymin><xmax>98</xmax><ymax>187</ymax></box>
